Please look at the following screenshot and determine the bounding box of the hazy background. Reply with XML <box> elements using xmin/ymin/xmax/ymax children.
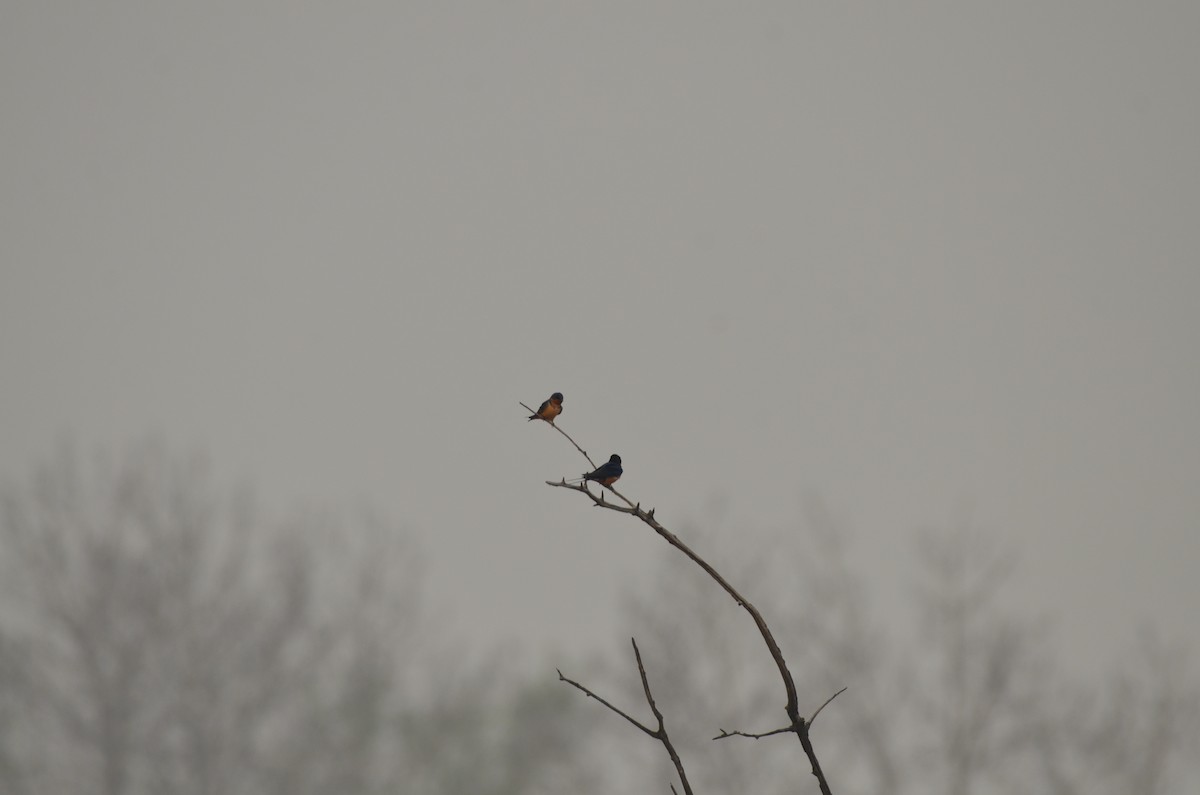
<box><xmin>2</xmin><ymin>2</ymin><xmax>1198</xmax><ymax>790</ymax></box>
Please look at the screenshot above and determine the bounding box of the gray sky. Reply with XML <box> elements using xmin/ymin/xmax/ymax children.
<box><xmin>3</xmin><ymin>1</ymin><xmax>1198</xmax><ymax>680</ymax></box>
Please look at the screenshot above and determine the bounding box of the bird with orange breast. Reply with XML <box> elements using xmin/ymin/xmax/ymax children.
<box><xmin>581</xmin><ymin>454</ymin><xmax>622</xmax><ymax>488</ymax></box>
<box><xmin>528</xmin><ymin>392</ymin><xmax>564</xmax><ymax>423</ymax></box>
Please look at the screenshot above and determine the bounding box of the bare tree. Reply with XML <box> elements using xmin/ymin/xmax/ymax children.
<box><xmin>1030</xmin><ymin>629</ymin><xmax>1200</xmax><ymax>795</ymax></box>
<box><xmin>0</xmin><ymin>444</ymin><xmax>386</xmax><ymax>793</ymax></box>
<box><xmin>0</xmin><ymin>442</ymin><xmax>602</xmax><ymax>795</ymax></box>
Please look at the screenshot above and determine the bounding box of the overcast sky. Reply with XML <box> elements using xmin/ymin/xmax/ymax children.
<box><xmin>3</xmin><ymin>1</ymin><xmax>1198</xmax><ymax>684</ymax></box>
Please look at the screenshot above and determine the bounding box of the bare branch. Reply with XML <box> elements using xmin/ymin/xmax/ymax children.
<box><xmin>559</xmin><ymin>639</ymin><xmax>695</xmax><ymax>795</ymax></box>
<box><xmin>520</xmin><ymin>402</ymin><xmax>597</xmax><ymax>469</ymax></box>
<box><xmin>631</xmin><ymin>638</ymin><xmax>693</xmax><ymax>795</ymax></box>
<box><xmin>546</xmin><ymin>479</ymin><xmax>640</xmax><ymax>514</ymax></box>
<box><xmin>540</xmin><ymin>417</ymin><xmax>838</xmax><ymax>795</ymax></box>
<box><xmin>809</xmin><ymin>687</ymin><xmax>848</xmax><ymax>727</ymax></box>
<box><xmin>557</xmin><ymin>668</ymin><xmax>657</xmax><ymax>739</ymax></box>
<box><xmin>714</xmin><ymin>726</ymin><xmax>795</xmax><ymax>741</ymax></box>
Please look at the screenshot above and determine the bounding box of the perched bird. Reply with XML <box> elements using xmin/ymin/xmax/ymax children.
<box><xmin>583</xmin><ymin>454</ymin><xmax>623</xmax><ymax>487</ymax></box>
<box><xmin>528</xmin><ymin>392</ymin><xmax>564</xmax><ymax>423</ymax></box>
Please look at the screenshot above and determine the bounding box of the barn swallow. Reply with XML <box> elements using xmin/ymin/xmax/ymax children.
<box><xmin>583</xmin><ymin>454</ymin><xmax>623</xmax><ymax>488</ymax></box>
<box><xmin>528</xmin><ymin>392</ymin><xmax>564</xmax><ymax>423</ymax></box>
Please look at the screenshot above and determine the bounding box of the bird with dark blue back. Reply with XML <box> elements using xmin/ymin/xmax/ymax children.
<box><xmin>582</xmin><ymin>454</ymin><xmax>622</xmax><ymax>487</ymax></box>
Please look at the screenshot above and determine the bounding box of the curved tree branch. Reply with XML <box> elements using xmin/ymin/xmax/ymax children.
<box><xmin>532</xmin><ymin>407</ymin><xmax>838</xmax><ymax>795</ymax></box>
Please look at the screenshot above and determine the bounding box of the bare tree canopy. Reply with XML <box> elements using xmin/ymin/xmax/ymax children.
<box><xmin>0</xmin><ymin>443</ymin><xmax>599</xmax><ymax>795</ymax></box>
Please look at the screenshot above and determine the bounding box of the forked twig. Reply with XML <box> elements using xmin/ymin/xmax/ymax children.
<box><xmin>714</xmin><ymin>685</ymin><xmax>845</xmax><ymax>743</ymax></box>
<box><xmin>559</xmin><ymin>638</ymin><xmax>694</xmax><ymax>795</ymax></box>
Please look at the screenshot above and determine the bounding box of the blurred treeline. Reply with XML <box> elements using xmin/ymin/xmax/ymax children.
<box><xmin>1</xmin><ymin>444</ymin><xmax>1196</xmax><ymax>794</ymax></box>
<box><xmin>0</xmin><ymin>444</ymin><xmax>601</xmax><ymax>795</ymax></box>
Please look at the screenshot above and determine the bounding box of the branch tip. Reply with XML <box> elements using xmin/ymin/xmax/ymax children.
<box><xmin>808</xmin><ymin>686</ymin><xmax>848</xmax><ymax>726</ymax></box>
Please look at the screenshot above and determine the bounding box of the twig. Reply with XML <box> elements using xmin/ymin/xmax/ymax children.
<box><xmin>631</xmin><ymin>638</ymin><xmax>692</xmax><ymax>795</ymax></box>
<box><xmin>713</xmin><ymin>725</ymin><xmax>795</xmax><ymax>741</ymax></box>
<box><xmin>809</xmin><ymin>687</ymin><xmax>847</xmax><ymax>727</ymax></box>
<box><xmin>538</xmin><ymin>411</ymin><xmax>838</xmax><ymax>795</ymax></box>
<box><xmin>520</xmin><ymin>402</ymin><xmax>597</xmax><ymax>469</ymax></box>
<box><xmin>546</xmin><ymin>478</ymin><xmax>639</xmax><ymax>512</ymax></box>
<box><xmin>712</xmin><ymin>684</ymin><xmax>853</xmax><ymax>741</ymax></box>
<box><xmin>558</xmin><ymin>668</ymin><xmax>657</xmax><ymax>738</ymax></box>
<box><xmin>559</xmin><ymin>638</ymin><xmax>694</xmax><ymax>795</ymax></box>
